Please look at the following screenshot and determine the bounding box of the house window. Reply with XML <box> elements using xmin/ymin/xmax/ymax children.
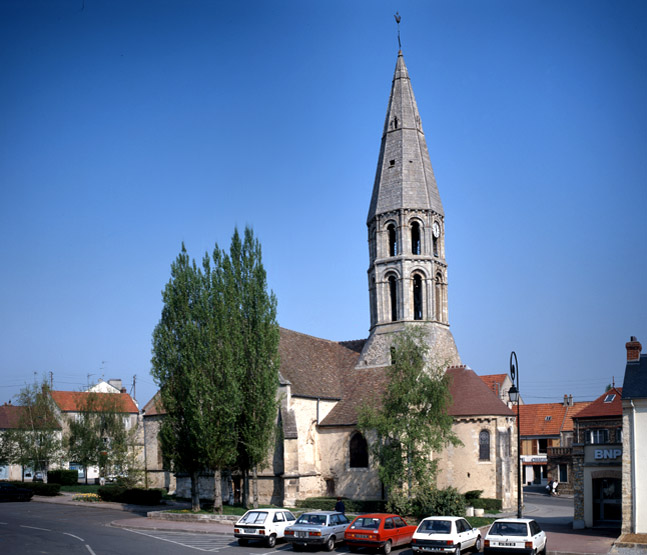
<box><xmin>559</xmin><ymin>464</ymin><xmax>568</xmax><ymax>483</ymax></box>
<box><xmin>411</xmin><ymin>222</ymin><xmax>421</xmax><ymax>255</ymax></box>
<box><xmin>586</xmin><ymin>429</ymin><xmax>609</xmax><ymax>444</ymax></box>
<box><xmin>616</xmin><ymin>427</ymin><xmax>623</xmax><ymax>443</ymax></box>
<box><xmin>413</xmin><ymin>274</ymin><xmax>423</xmax><ymax>320</ymax></box>
<box><xmin>388</xmin><ymin>275</ymin><xmax>398</xmax><ymax>322</ymax></box>
<box><xmin>350</xmin><ymin>432</ymin><xmax>369</xmax><ymax>468</ymax></box>
<box><xmin>479</xmin><ymin>430</ymin><xmax>490</xmax><ymax>461</ymax></box>
<box><xmin>604</xmin><ymin>394</ymin><xmax>616</xmax><ymax>403</ymax></box>
<box><xmin>537</xmin><ymin>439</ymin><xmax>548</xmax><ymax>454</ymax></box>
<box><xmin>387</xmin><ymin>224</ymin><xmax>397</xmax><ymax>257</ymax></box>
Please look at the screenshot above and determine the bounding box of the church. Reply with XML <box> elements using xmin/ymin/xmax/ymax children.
<box><xmin>143</xmin><ymin>49</ymin><xmax>517</xmax><ymax>510</ymax></box>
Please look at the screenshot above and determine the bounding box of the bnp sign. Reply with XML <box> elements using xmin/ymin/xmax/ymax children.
<box><xmin>584</xmin><ymin>444</ymin><xmax>622</xmax><ymax>464</ymax></box>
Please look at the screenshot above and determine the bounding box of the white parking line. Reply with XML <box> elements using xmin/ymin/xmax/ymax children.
<box><xmin>20</xmin><ymin>525</ymin><xmax>51</xmax><ymax>532</ymax></box>
<box><xmin>63</xmin><ymin>532</ymin><xmax>85</xmax><ymax>542</ymax></box>
<box><xmin>86</xmin><ymin>544</ymin><xmax>97</xmax><ymax>555</ymax></box>
<box><xmin>125</xmin><ymin>528</ymin><xmax>233</xmax><ymax>552</ymax></box>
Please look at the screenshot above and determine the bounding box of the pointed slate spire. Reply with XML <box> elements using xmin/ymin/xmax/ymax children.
<box><xmin>368</xmin><ymin>51</ymin><xmax>444</xmax><ymax>223</ymax></box>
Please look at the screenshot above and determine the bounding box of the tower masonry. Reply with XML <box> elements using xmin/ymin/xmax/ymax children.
<box><xmin>357</xmin><ymin>50</ymin><xmax>461</xmax><ymax>369</ymax></box>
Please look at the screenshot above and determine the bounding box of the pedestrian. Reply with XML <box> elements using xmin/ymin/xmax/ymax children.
<box><xmin>551</xmin><ymin>480</ymin><xmax>559</xmax><ymax>496</ymax></box>
<box><xmin>335</xmin><ymin>497</ymin><xmax>345</xmax><ymax>514</ymax></box>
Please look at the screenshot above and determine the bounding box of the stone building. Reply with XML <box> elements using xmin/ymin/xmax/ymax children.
<box><xmin>572</xmin><ymin>386</ymin><xmax>623</xmax><ymax>529</ymax></box>
<box><xmin>143</xmin><ymin>49</ymin><xmax>516</xmax><ymax>508</ymax></box>
<box><xmin>620</xmin><ymin>337</ymin><xmax>646</xmax><ymax>535</ymax></box>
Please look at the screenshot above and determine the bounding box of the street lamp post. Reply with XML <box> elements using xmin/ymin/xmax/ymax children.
<box><xmin>509</xmin><ymin>351</ymin><xmax>522</xmax><ymax>518</ymax></box>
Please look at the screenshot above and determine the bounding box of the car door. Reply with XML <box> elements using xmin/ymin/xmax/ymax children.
<box><xmin>529</xmin><ymin>520</ymin><xmax>545</xmax><ymax>550</ymax></box>
<box><xmin>393</xmin><ymin>516</ymin><xmax>410</xmax><ymax>546</ymax></box>
<box><xmin>330</xmin><ymin>514</ymin><xmax>343</xmax><ymax>539</ymax></box>
<box><xmin>457</xmin><ymin>519</ymin><xmax>475</xmax><ymax>548</ymax></box>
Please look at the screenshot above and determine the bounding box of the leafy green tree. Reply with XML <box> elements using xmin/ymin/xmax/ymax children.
<box><xmin>152</xmin><ymin>243</ymin><xmax>242</xmax><ymax>512</ymax></box>
<box><xmin>358</xmin><ymin>326</ymin><xmax>461</xmax><ymax>513</ymax></box>
<box><xmin>12</xmin><ymin>380</ymin><xmax>63</xmax><ymax>479</ymax></box>
<box><xmin>228</xmin><ymin>228</ymin><xmax>280</xmax><ymax>508</ymax></box>
<box><xmin>66</xmin><ymin>392</ymin><xmax>137</xmax><ymax>484</ymax></box>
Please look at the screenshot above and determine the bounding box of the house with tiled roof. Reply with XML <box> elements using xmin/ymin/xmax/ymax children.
<box><xmin>480</xmin><ymin>373</ymin><xmax>517</xmax><ymax>407</ymax></box>
<box><xmin>49</xmin><ymin>388</ymin><xmax>142</xmax><ymax>483</ymax></box>
<box><xmin>144</xmin><ymin>48</ymin><xmax>518</xmax><ymax>509</ymax></box>
<box><xmin>572</xmin><ymin>383</ymin><xmax>624</xmax><ymax>529</ymax></box>
<box><xmin>0</xmin><ymin>402</ymin><xmax>62</xmax><ymax>481</ymax></box>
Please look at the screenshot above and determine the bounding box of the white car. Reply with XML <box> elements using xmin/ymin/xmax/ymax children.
<box><xmin>234</xmin><ymin>508</ymin><xmax>297</xmax><ymax>547</ymax></box>
<box><xmin>484</xmin><ymin>518</ymin><xmax>547</xmax><ymax>554</ymax></box>
<box><xmin>412</xmin><ymin>516</ymin><xmax>482</xmax><ymax>554</ymax></box>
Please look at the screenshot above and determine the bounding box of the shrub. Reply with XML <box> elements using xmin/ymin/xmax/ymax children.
<box><xmin>97</xmin><ymin>486</ymin><xmax>163</xmax><ymax>505</ymax></box>
<box><xmin>471</xmin><ymin>497</ymin><xmax>501</xmax><ymax>513</ymax></box>
<box><xmin>47</xmin><ymin>469</ymin><xmax>79</xmax><ymax>485</ymax></box>
<box><xmin>463</xmin><ymin>490</ymin><xmax>483</xmax><ymax>503</ymax></box>
<box><xmin>296</xmin><ymin>497</ymin><xmax>385</xmax><ymax>514</ymax></box>
<box><xmin>412</xmin><ymin>487</ymin><xmax>466</xmax><ymax>520</ymax></box>
<box><xmin>10</xmin><ymin>481</ymin><xmax>60</xmax><ymax>496</ymax></box>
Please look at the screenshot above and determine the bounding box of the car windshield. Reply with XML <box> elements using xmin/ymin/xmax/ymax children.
<box><xmin>489</xmin><ymin>522</ymin><xmax>528</xmax><ymax>537</ymax></box>
<box><xmin>239</xmin><ymin>511</ymin><xmax>268</xmax><ymax>524</ymax></box>
<box><xmin>296</xmin><ymin>514</ymin><xmax>327</xmax><ymax>525</ymax></box>
<box><xmin>351</xmin><ymin>518</ymin><xmax>381</xmax><ymax>530</ymax></box>
<box><xmin>419</xmin><ymin>520</ymin><xmax>451</xmax><ymax>534</ymax></box>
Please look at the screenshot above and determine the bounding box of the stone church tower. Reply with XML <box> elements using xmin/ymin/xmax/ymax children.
<box><xmin>358</xmin><ymin>51</ymin><xmax>461</xmax><ymax>369</ymax></box>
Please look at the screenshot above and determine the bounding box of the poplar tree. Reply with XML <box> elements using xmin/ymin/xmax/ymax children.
<box><xmin>358</xmin><ymin>326</ymin><xmax>461</xmax><ymax>512</ymax></box>
<box><xmin>229</xmin><ymin>228</ymin><xmax>280</xmax><ymax>508</ymax></box>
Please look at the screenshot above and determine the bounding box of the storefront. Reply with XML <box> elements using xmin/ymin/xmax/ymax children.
<box><xmin>574</xmin><ymin>444</ymin><xmax>622</xmax><ymax>528</ymax></box>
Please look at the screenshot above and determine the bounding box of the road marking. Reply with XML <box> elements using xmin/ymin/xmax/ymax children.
<box><xmin>63</xmin><ymin>532</ymin><xmax>85</xmax><ymax>542</ymax></box>
<box><xmin>20</xmin><ymin>525</ymin><xmax>52</xmax><ymax>532</ymax></box>
<box><xmin>124</xmin><ymin>529</ymin><xmax>233</xmax><ymax>551</ymax></box>
<box><xmin>86</xmin><ymin>545</ymin><xmax>97</xmax><ymax>555</ymax></box>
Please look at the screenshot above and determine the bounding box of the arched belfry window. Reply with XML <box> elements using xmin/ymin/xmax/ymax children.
<box><xmin>388</xmin><ymin>275</ymin><xmax>398</xmax><ymax>322</ymax></box>
<box><xmin>350</xmin><ymin>432</ymin><xmax>369</xmax><ymax>468</ymax></box>
<box><xmin>387</xmin><ymin>224</ymin><xmax>397</xmax><ymax>257</ymax></box>
<box><xmin>434</xmin><ymin>272</ymin><xmax>444</xmax><ymax>322</ymax></box>
<box><xmin>411</xmin><ymin>222</ymin><xmax>421</xmax><ymax>255</ymax></box>
<box><xmin>479</xmin><ymin>430</ymin><xmax>491</xmax><ymax>461</ymax></box>
<box><xmin>413</xmin><ymin>274</ymin><xmax>423</xmax><ymax>320</ymax></box>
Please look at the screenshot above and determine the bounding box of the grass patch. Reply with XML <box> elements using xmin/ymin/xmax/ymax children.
<box><xmin>467</xmin><ymin>516</ymin><xmax>497</xmax><ymax>528</ymax></box>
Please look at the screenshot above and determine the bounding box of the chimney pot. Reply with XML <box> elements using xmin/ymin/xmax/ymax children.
<box><xmin>120</xmin><ymin>387</ymin><xmax>127</xmax><ymax>394</ymax></box>
<box><xmin>626</xmin><ymin>337</ymin><xmax>642</xmax><ymax>363</ymax></box>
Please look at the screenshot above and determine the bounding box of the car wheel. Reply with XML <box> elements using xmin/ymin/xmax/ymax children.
<box><xmin>324</xmin><ymin>537</ymin><xmax>335</xmax><ymax>552</ymax></box>
<box><xmin>238</xmin><ymin>539</ymin><xmax>248</xmax><ymax>546</ymax></box>
<box><xmin>267</xmin><ymin>535</ymin><xmax>277</xmax><ymax>548</ymax></box>
<box><xmin>453</xmin><ymin>545</ymin><xmax>460</xmax><ymax>555</ymax></box>
<box><xmin>472</xmin><ymin>536</ymin><xmax>482</xmax><ymax>553</ymax></box>
<box><xmin>540</xmin><ymin>542</ymin><xmax>547</xmax><ymax>555</ymax></box>
<box><xmin>382</xmin><ymin>540</ymin><xmax>392</xmax><ymax>555</ymax></box>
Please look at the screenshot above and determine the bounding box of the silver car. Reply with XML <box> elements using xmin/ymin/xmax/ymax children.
<box><xmin>285</xmin><ymin>511</ymin><xmax>351</xmax><ymax>551</ymax></box>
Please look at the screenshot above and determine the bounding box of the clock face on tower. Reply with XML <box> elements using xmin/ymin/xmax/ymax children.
<box><xmin>432</xmin><ymin>221</ymin><xmax>440</xmax><ymax>238</ymax></box>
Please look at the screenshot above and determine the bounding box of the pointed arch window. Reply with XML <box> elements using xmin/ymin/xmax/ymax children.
<box><xmin>413</xmin><ymin>274</ymin><xmax>423</xmax><ymax>320</ymax></box>
<box><xmin>388</xmin><ymin>275</ymin><xmax>398</xmax><ymax>322</ymax></box>
<box><xmin>387</xmin><ymin>224</ymin><xmax>397</xmax><ymax>257</ymax></box>
<box><xmin>350</xmin><ymin>432</ymin><xmax>369</xmax><ymax>468</ymax></box>
<box><xmin>411</xmin><ymin>222</ymin><xmax>421</xmax><ymax>255</ymax></box>
<box><xmin>479</xmin><ymin>430</ymin><xmax>491</xmax><ymax>461</ymax></box>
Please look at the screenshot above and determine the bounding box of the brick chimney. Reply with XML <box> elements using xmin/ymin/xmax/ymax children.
<box><xmin>563</xmin><ymin>394</ymin><xmax>569</xmax><ymax>406</ymax></box>
<box><xmin>626</xmin><ymin>337</ymin><xmax>642</xmax><ymax>363</ymax></box>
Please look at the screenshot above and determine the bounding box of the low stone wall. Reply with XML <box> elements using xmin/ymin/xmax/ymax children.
<box><xmin>147</xmin><ymin>511</ymin><xmax>237</xmax><ymax>526</ymax></box>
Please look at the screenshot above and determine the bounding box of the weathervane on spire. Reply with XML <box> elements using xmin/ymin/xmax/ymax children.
<box><xmin>394</xmin><ymin>12</ymin><xmax>402</xmax><ymax>50</ymax></box>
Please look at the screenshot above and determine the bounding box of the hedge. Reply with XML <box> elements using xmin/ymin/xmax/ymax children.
<box><xmin>9</xmin><ymin>481</ymin><xmax>60</xmax><ymax>496</ymax></box>
<box><xmin>296</xmin><ymin>497</ymin><xmax>386</xmax><ymax>514</ymax></box>
<box><xmin>47</xmin><ymin>469</ymin><xmax>78</xmax><ymax>485</ymax></box>
<box><xmin>97</xmin><ymin>486</ymin><xmax>163</xmax><ymax>505</ymax></box>
<box><xmin>470</xmin><ymin>497</ymin><xmax>502</xmax><ymax>512</ymax></box>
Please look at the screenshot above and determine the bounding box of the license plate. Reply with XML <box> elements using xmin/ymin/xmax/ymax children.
<box><xmin>296</xmin><ymin>532</ymin><xmax>308</xmax><ymax>538</ymax></box>
<box><xmin>496</xmin><ymin>542</ymin><xmax>517</xmax><ymax>547</ymax></box>
<box><xmin>356</xmin><ymin>534</ymin><xmax>370</xmax><ymax>539</ymax></box>
<box><xmin>244</xmin><ymin>529</ymin><xmax>257</xmax><ymax>534</ymax></box>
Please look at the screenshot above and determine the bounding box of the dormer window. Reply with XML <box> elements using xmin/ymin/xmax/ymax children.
<box><xmin>545</xmin><ymin>416</ymin><xmax>552</xmax><ymax>422</ymax></box>
<box><xmin>604</xmin><ymin>394</ymin><xmax>616</xmax><ymax>403</ymax></box>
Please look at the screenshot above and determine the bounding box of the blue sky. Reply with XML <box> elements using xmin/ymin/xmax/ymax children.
<box><xmin>1</xmin><ymin>0</ymin><xmax>645</xmax><ymax>408</ymax></box>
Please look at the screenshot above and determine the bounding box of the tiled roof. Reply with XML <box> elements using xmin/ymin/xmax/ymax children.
<box><xmin>142</xmin><ymin>392</ymin><xmax>164</xmax><ymax>416</ymax></box>
<box><xmin>573</xmin><ymin>387</ymin><xmax>623</xmax><ymax>419</ymax></box>
<box><xmin>518</xmin><ymin>400</ymin><xmax>592</xmax><ymax>437</ymax></box>
<box><xmin>479</xmin><ymin>374</ymin><xmax>508</xmax><ymax>396</ymax></box>
<box><xmin>50</xmin><ymin>391</ymin><xmax>139</xmax><ymax>413</ymax></box>
<box><xmin>447</xmin><ymin>367</ymin><xmax>514</xmax><ymax>417</ymax></box>
<box><xmin>0</xmin><ymin>404</ymin><xmax>62</xmax><ymax>430</ymax></box>
<box><xmin>278</xmin><ymin>328</ymin><xmax>363</xmax><ymax>399</ymax></box>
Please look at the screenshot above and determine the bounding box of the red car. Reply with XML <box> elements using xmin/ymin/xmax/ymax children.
<box><xmin>344</xmin><ymin>513</ymin><xmax>417</xmax><ymax>554</ymax></box>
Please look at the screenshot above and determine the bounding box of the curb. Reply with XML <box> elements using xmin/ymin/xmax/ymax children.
<box><xmin>110</xmin><ymin>520</ymin><xmax>235</xmax><ymax>535</ymax></box>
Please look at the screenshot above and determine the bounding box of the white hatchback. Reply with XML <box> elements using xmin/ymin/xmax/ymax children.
<box><xmin>412</xmin><ymin>516</ymin><xmax>482</xmax><ymax>554</ymax></box>
<box><xmin>234</xmin><ymin>508</ymin><xmax>297</xmax><ymax>547</ymax></box>
<box><xmin>484</xmin><ymin>518</ymin><xmax>547</xmax><ymax>554</ymax></box>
